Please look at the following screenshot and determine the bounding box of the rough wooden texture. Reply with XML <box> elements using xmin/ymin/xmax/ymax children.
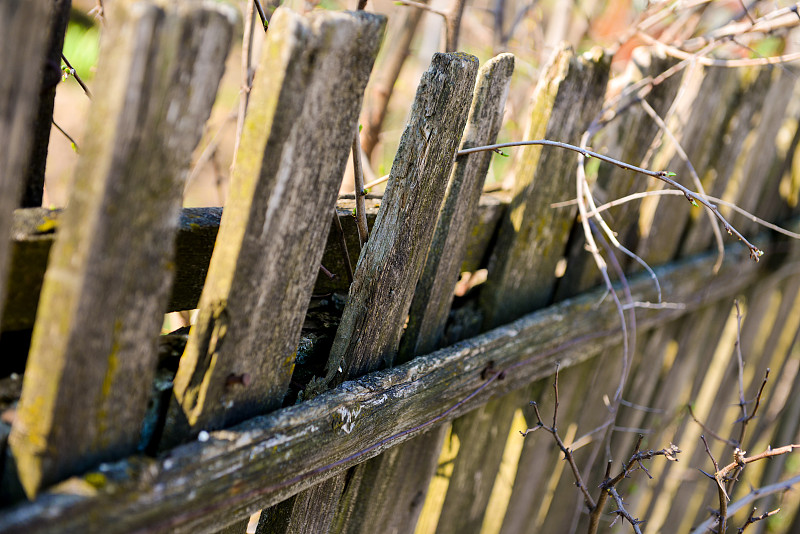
<box><xmin>678</xmin><ymin>66</ymin><xmax>779</xmax><ymax>256</ymax></box>
<box><xmin>332</xmin><ymin>426</ymin><xmax>447</xmax><ymax>534</ymax></box>
<box><xmin>20</xmin><ymin>0</ymin><xmax>71</xmax><ymax>208</ymax></box>
<box><xmin>257</xmin><ymin>475</ymin><xmax>346</xmax><ymax>534</ymax></box>
<box><xmin>1</xmin><ymin>196</ymin><xmax>502</xmax><ymax>335</ymax></box>
<box><xmin>7</xmin><ymin>1</ymin><xmax>234</xmax><ymax>498</ymax></box>
<box><xmin>167</xmin><ymin>10</ymin><xmax>385</xmax><ymax>440</ymax></box>
<box><xmin>436</xmin><ymin>388</ymin><xmax>526</xmax><ymax>533</ymax></box>
<box><xmin>0</xmin><ymin>0</ymin><xmax>52</xmax><ymax>329</ymax></box>
<box><xmin>399</xmin><ymin>53</ymin><xmax>515</xmax><ymax>361</ymax></box>
<box><xmin>0</xmin><ymin>231</ymin><xmax>776</xmax><ymax>533</ymax></box>
<box><xmin>330</xmin><ymin>55</ymin><xmax>514</xmax><ymax>534</ymax></box>
<box><xmin>312</xmin><ymin>52</ymin><xmax>479</xmax><ymax>390</ymax></box>
<box><xmin>479</xmin><ymin>45</ymin><xmax>610</xmax><ymax>329</ymax></box>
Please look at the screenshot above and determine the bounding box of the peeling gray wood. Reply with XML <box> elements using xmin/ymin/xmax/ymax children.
<box><xmin>166</xmin><ymin>9</ymin><xmax>385</xmax><ymax>442</ymax></box>
<box><xmin>257</xmin><ymin>475</ymin><xmax>346</xmax><ymax>534</ymax></box>
<box><xmin>479</xmin><ymin>45</ymin><xmax>610</xmax><ymax>329</ymax></box>
<box><xmin>0</xmin><ymin>0</ymin><xmax>52</xmax><ymax>331</ymax></box>
<box><xmin>313</xmin><ymin>51</ymin><xmax>479</xmax><ymax>391</ymax></box>
<box><xmin>1</xmin><ymin>196</ymin><xmax>503</xmax><ymax>334</ymax></box>
<box><xmin>0</xmin><ymin>231</ymin><xmax>776</xmax><ymax>534</ymax></box>
<box><xmin>7</xmin><ymin>1</ymin><xmax>234</xmax><ymax>498</ymax></box>
<box><xmin>329</xmin><ymin>55</ymin><xmax>515</xmax><ymax>534</ymax></box>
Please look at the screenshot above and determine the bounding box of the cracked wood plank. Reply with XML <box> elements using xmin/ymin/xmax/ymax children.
<box><xmin>7</xmin><ymin>1</ymin><xmax>234</xmax><ymax>498</ymax></box>
<box><xmin>166</xmin><ymin>9</ymin><xmax>385</xmax><ymax>443</ymax></box>
<box><xmin>479</xmin><ymin>45</ymin><xmax>610</xmax><ymax>330</ymax></box>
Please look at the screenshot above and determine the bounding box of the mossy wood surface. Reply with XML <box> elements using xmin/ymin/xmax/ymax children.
<box><xmin>7</xmin><ymin>2</ymin><xmax>234</xmax><ymax>498</ymax></box>
<box><xmin>479</xmin><ymin>45</ymin><xmax>611</xmax><ymax>329</ymax></box>
<box><xmin>0</xmin><ymin>0</ymin><xmax>52</xmax><ymax>330</ymax></box>
<box><xmin>0</xmin><ymin>230</ymin><xmax>780</xmax><ymax>533</ymax></box>
<box><xmin>167</xmin><ymin>9</ymin><xmax>385</xmax><ymax>441</ymax></box>
<box><xmin>331</xmin><ymin>54</ymin><xmax>514</xmax><ymax>534</ymax></box>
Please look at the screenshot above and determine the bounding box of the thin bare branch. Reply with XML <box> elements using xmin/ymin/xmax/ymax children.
<box><xmin>61</xmin><ymin>54</ymin><xmax>92</xmax><ymax>98</ymax></box>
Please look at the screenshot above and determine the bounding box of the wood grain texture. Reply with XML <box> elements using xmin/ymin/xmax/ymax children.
<box><xmin>434</xmin><ymin>46</ymin><xmax>608</xmax><ymax>531</ymax></box>
<box><xmin>0</xmin><ymin>0</ymin><xmax>52</xmax><ymax>330</ymax></box>
<box><xmin>7</xmin><ymin>1</ymin><xmax>235</xmax><ymax>498</ymax></box>
<box><xmin>330</xmin><ymin>55</ymin><xmax>514</xmax><ymax>534</ymax></box>
<box><xmin>312</xmin><ymin>51</ymin><xmax>479</xmax><ymax>390</ymax></box>
<box><xmin>167</xmin><ymin>9</ymin><xmax>385</xmax><ymax>440</ymax></box>
<box><xmin>635</xmin><ymin>64</ymin><xmax>747</xmax><ymax>266</ymax></box>
<box><xmin>479</xmin><ymin>45</ymin><xmax>610</xmax><ymax>329</ymax></box>
<box><xmin>554</xmin><ymin>50</ymin><xmax>681</xmax><ymax>299</ymax></box>
<box><xmin>0</xmin><ymin>229</ymin><xmax>777</xmax><ymax>534</ymax></box>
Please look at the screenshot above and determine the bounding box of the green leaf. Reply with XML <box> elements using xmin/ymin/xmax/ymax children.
<box><xmin>691</xmin><ymin>199</ymin><xmax>698</xmax><ymax>207</ymax></box>
<box><xmin>666</xmin><ymin>171</ymin><xmax>677</xmax><ymax>177</ymax></box>
<box><xmin>71</xmin><ymin>142</ymin><xmax>78</xmax><ymax>153</ymax></box>
<box><xmin>358</xmin><ymin>124</ymin><xmax>363</xmax><ymax>133</ymax></box>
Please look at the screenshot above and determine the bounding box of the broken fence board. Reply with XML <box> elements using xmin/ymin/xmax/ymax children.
<box><xmin>167</xmin><ymin>9</ymin><xmax>385</xmax><ymax>441</ymax></box>
<box><xmin>0</xmin><ymin>229</ymin><xmax>775</xmax><ymax>534</ymax></box>
<box><xmin>8</xmin><ymin>1</ymin><xmax>234</xmax><ymax>498</ymax></box>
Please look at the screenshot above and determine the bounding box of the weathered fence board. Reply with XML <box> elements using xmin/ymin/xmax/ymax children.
<box><xmin>7</xmin><ymin>1</ymin><xmax>234</xmax><ymax>498</ymax></box>
<box><xmin>479</xmin><ymin>45</ymin><xmax>610</xmax><ymax>329</ymax></box>
<box><xmin>167</xmin><ymin>9</ymin><xmax>385</xmax><ymax>442</ymax></box>
<box><xmin>330</xmin><ymin>53</ymin><xmax>514</xmax><ymax>534</ymax></box>
<box><xmin>0</xmin><ymin>0</ymin><xmax>52</xmax><ymax>330</ymax></box>
<box><xmin>265</xmin><ymin>50</ymin><xmax>478</xmax><ymax>534</ymax></box>
<box><xmin>0</xmin><ymin>227</ymin><xmax>777</xmax><ymax>533</ymax></box>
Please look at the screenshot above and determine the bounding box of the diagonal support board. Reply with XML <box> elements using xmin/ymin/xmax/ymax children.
<box><xmin>168</xmin><ymin>9</ymin><xmax>385</xmax><ymax>440</ymax></box>
<box><xmin>7</xmin><ymin>1</ymin><xmax>235</xmax><ymax>498</ymax></box>
<box><xmin>0</xmin><ymin>231</ymin><xmax>774</xmax><ymax>534</ymax></box>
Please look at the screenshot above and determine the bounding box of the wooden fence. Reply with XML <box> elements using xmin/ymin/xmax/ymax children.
<box><xmin>1</xmin><ymin>2</ymin><xmax>800</xmax><ymax>533</ymax></box>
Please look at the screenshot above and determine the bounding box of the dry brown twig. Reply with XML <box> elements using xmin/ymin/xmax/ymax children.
<box><xmin>522</xmin><ymin>368</ymin><xmax>680</xmax><ymax>534</ymax></box>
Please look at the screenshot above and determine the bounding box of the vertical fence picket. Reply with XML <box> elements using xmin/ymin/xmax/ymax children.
<box><xmin>554</xmin><ymin>50</ymin><xmax>681</xmax><ymax>299</ymax></box>
<box><xmin>0</xmin><ymin>0</ymin><xmax>52</xmax><ymax>329</ymax></box>
<box><xmin>330</xmin><ymin>54</ymin><xmax>515</xmax><ymax>534</ymax></box>
<box><xmin>479</xmin><ymin>45</ymin><xmax>610</xmax><ymax>329</ymax></box>
<box><xmin>166</xmin><ymin>9</ymin><xmax>385</xmax><ymax>443</ymax></box>
<box><xmin>429</xmin><ymin>45</ymin><xmax>609</xmax><ymax>534</ymax></box>
<box><xmin>7</xmin><ymin>1</ymin><xmax>234</xmax><ymax>499</ymax></box>
<box><xmin>260</xmin><ymin>52</ymin><xmax>479</xmax><ymax>534</ymax></box>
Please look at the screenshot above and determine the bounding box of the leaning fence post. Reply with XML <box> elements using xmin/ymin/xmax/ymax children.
<box><xmin>0</xmin><ymin>0</ymin><xmax>52</xmax><ymax>330</ymax></box>
<box><xmin>8</xmin><ymin>1</ymin><xmax>235</xmax><ymax>498</ymax></box>
<box><xmin>165</xmin><ymin>9</ymin><xmax>386</xmax><ymax>446</ymax></box>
